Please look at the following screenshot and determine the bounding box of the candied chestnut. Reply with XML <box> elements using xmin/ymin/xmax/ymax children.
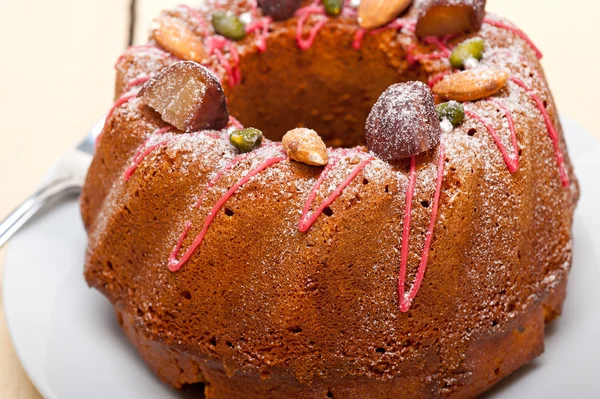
<box><xmin>416</xmin><ymin>0</ymin><xmax>487</xmax><ymax>38</ymax></box>
<box><xmin>139</xmin><ymin>61</ymin><xmax>229</xmax><ymax>132</ymax></box>
<box><xmin>258</xmin><ymin>0</ymin><xmax>302</xmax><ymax>21</ymax></box>
<box><xmin>366</xmin><ymin>82</ymin><xmax>442</xmax><ymax>160</ymax></box>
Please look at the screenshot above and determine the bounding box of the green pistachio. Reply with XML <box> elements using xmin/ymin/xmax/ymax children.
<box><xmin>230</xmin><ymin>128</ymin><xmax>263</xmax><ymax>152</ymax></box>
<box><xmin>449</xmin><ymin>37</ymin><xmax>485</xmax><ymax>69</ymax></box>
<box><xmin>211</xmin><ymin>11</ymin><xmax>246</xmax><ymax>41</ymax></box>
<box><xmin>323</xmin><ymin>0</ymin><xmax>343</xmax><ymax>16</ymax></box>
<box><xmin>436</xmin><ymin>101</ymin><xmax>465</xmax><ymax>127</ymax></box>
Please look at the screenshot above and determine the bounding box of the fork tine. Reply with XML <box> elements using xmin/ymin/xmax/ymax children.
<box><xmin>77</xmin><ymin>117</ymin><xmax>106</xmax><ymax>155</ymax></box>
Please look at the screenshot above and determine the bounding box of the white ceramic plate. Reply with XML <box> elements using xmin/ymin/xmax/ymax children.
<box><xmin>3</xmin><ymin>117</ymin><xmax>600</xmax><ymax>399</ymax></box>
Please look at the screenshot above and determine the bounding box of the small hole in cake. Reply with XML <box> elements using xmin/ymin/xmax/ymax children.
<box><xmin>209</xmin><ymin>336</ymin><xmax>217</xmax><ymax>346</ymax></box>
<box><xmin>543</xmin><ymin>100</ymin><xmax>548</xmax><ymax>108</ymax></box>
<box><xmin>362</xmin><ymin>178</ymin><xmax>369</xmax><ymax>185</ymax></box>
<box><xmin>323</xmin><ymin>206</ymin><xmax>334</xmax><ymax>217</ymax></box>
<box><xmin>107</xmin><ymin>261</ymin><xmax>114</xmax><ymax>270</ymax></box>
<box><xmin>224</xmin><ymin>207</ymin><xmax>235</xmax><ymax>217</ymax></box>
<box><xmin>181</xmin><ymin>290</ymin><xmax>192</xmax><ymax>300</ymax></box>
<box><xmin>226</xmin><ymin>340</ymin><xmax>233</xmax><ymax>348</ymax></box>
<box><xmin>468</xmin><ymin>128</ymin><xmax>477</xmax><ymax>136</ymax></box>
<box><xmin>518</xmin><ymin>148</ymin><xmax>523</xmax><ymax>156</ymax></box>
<box><xmin>384</xmin><ymin>185</ymin><xmax>389</xmax><ymax>193</ymax></box>
<box><xmin>421</xmin><ymin>200</ymin><xmax>430</xmax><ymax>208</ymax></box>
<box><xmin>288</xmin><ymin>326</ymin><xmax>303</xmax><ymax>333</ymax></box>
<box><xmin>375</xmin><ymin>347</ymin><xmax>386</xmax><ymax>353</ymax></box>
<box><xmin>327</xmin><ymin>390</ymin><xmax>335</xmax><ymax>398</ymax></box>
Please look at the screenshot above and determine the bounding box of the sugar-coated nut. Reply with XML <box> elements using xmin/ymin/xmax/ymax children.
<box><xmin>366</xmin><ymin>81</ymin><xmax>442</xmax><ymax>160</ymax></box>
<box><xmin>212</xmin><ymin>11</ymin><xmax>246</xmax><ymax>41</ymax></box>
<box><xmin>450</xmin><ymin>37</ymin><xmax>485</xmax><ymax>69</ymax></box>
<box><xmin>152</xmin><ymin>16</ymin><xmax>208</xmax><ymax>63</ymax></box>
<box><xmin>437</xmin><ymin>101</ymin><xmax>465</xmax><ymax>127</ymax></box>
<box><xmin>138</xmin><ymin>61</ymin><xmax>229</xmax><ymax>132</ymax></box>
<box><xmin>230</xmin><ymin>128</ymin><xmax>264</xmax><ymax>152</ymax></box>
<box><xmin>282</xmin><ymin>128</ymin><xmax>329</xmax><ymax>166</ymax></box>
<box><xmin>415</xmin><ymin>0</ymin><xmax>487</xmax><ymax>38</ymax></box>
<box><xmin>358</xmin><ymin>0</ymin><xmax>413</xmax><ymax>30</ymax></box>
<box><xmin>257</xmin><ymin>0</ymin><xmax>302</xmax><ymax>21</ymax></box>
<box><xmin>323</xmin><ymin>0</ymin><xmax>344</xmax><ymax>16</ymax></box>
<box><xmin>432</xmin><ymin>68</ymin><xmax>508</xmax><ymax>102</ymax></box>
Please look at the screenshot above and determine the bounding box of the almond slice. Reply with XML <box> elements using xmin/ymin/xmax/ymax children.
<box><xmin>152</xmin><ymin>16</ymin><xmax>208</xmax><ymax>63</ymax></box>
<box><xmin>358</xmin><ymin>0</ymin><xmax>413</xmax><ymax>30</ymax></box>
<box><xmin>282</xmin><ymin>128</ymin><xmax>329</xmax><ymax>166</ymax></box>
<box><xmin>432</xmin><ymin>68</ymin><xmax>508</xmax><ymax>102</ymax></box>
<box><xmin>415</xmin><ymin>0</ymin><xmax>486</xmax><ymax>38</ymax></box>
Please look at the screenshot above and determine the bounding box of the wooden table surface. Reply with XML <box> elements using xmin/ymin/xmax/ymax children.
<box><xmin>0</xmin><ymin>0</ymin><xmax>598</xmax><ymax>397</ymax></box>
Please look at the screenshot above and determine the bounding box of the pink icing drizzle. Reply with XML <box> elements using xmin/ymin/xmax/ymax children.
<box><xmin>483</xmin><ymin>18</ymin><xmax>543</xmax><ymax>60</ymax></box>
<box><xmin>169</xmin><ymin>153</ymin><xmax>287</xmax><ymax>271</ymax></box>
<box><xmin>177</xmin><ymin>4</ymin><xmax>211</xmax><ymax>36</ymax></box>
<box><xmin>123</xmin><ymin>126</ymin><xmax>174</xmax><ymax>181</ymax></box>
<box><xmin>123</xmin><ymin>76</ymin><xmax>150</xmax><ymax>93</ymax></box>
<box><xmin>299</xmin><ymin>151</ymin><xmax>374</xmax><ymax>232</ymax></box>
<box><xmin>465</xmin><ymin>104</ymin><xmax>519</xmax><ymax>173</ymax></box>
<box><xmin>96</xmin><ymin>92</ymin><xmax>138</xmax><ymax>147</ymax></box>
<box><xmin>246</xmin><ymin>17</ymin><xmax>272</xmax><ymax>52</ymax></box>
<box><xmin>353</xmin><ymin>19</ymin><xmax>415</xmax><ymax>50</ymax></box>
<box><xmin>114</xmin><ymin>45</ymin><xmax>169</xmax><ymax>69</ymax></box>
<box><xmin>427</xmin><ymin>71</ymin><xmax>451</xmax><ymax>88</ymax></box>
<box><xmin>295</xmin><ymin>2</ymin><xmax>328</xmax><ymax>50</ymax></box>
<box><xmin>510</xmin><ymin>76</ymin><xmax>569</xmax><ymax>187</ymax></box>
<box><xmin>194</xmin><ymin>152</ymin><xmax>255</xmax><ymax>208</ymax></box>
<box><xmin>398</xmin><ymin>145</ymin><xmax>446</xmax><ymax>312</ymax></box>
<box><xmin>207</xmin><ymin>36</ymin><xmax>242</xmax><ymax>86</ymax></box>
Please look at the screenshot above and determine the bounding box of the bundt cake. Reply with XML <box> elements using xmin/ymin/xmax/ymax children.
<box><xmin>81</xmin><ymin>0</ymin><xmax>579</xmax><ymax>397</ymax></box>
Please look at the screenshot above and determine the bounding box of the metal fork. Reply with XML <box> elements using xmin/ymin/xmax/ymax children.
<box><xmin>0</xmin><ymin>118</ymin><xmax>105</xmax><ymax>248</ymax></box>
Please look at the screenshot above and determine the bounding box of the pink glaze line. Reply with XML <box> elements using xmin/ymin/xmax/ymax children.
<box><xmin>168</xmin><ymin>221</ymin><xmax>192</xmax><ymax>269</ymax></box>
<box><xmin>298</xmin><ymin>152</ymin><xmax>374</xmax><ymax>232</ymax></box>
<box><xmin>114</xmin><ymin>45</ymin><xmax>169</xmax><ymax>69</ymax></box>
<box><xmin>169</xmin><ymin>154</ymin><xmax>287</xmax><ymax>271</ymax></box>
<box><xmin>178</xmin><ymin>4</ymin><xmax>211</xmax><ymax>36</ymax></box>
<box><xmin>399</xmin><ymin>145</ymin><xmax>446</xmax><ymax>312</ymax></box>
<box><xmin>483</xmin><ymin>18</ymin><xmax>543</xmax><ymax>60</ymax></box>
<box><xmin>428</xmin><ymin>71</ymin><xmax>451</xmax><ymax>88</ymax></box>
<box><xmin>246</xmin><ymin>17</ymin><xmax>272</xmax><ymax>52</ymax></box>
<box><xmin>123</xmin><ymin>139</ymin><xmax>169</xmax><ymax>181</ymax></box>
<box><xmin>353</xmin><ymin>19</ymin><xmax>414</xmax><ymax>50</ymax></box>
<box><xmin>510</xmin><ymin>76</ymin><xmax>569</xmax><ymax>187</ymax></box>
<box><xmin>465</xmin><ymin>107</ymin><xmax>519</xmax><ymax>173</ymax></box>
<box><xmin>296</xmin><ymin>11</ymin><xmax>328</xmax><ymax>50</ymax></box>
<box><xmin>96</xmin><ymin>93</ymin><xmax>138</xmax><ymax>147</ymax></box>
<box><xmin>297</xmin><ymin>150</ymin><xmax>347</xmax><ymax>230</ymax></box>
<box><xmin>398</xmin><ymin>155</ymin><xmax>417</xmax><ymax>309</ymax></box>
<box><xmin>353</xmin><ymin>28</ymin><xmax>367</xmax><ymax>50</ymax></box>
<box><xmin>123</xmin><ymin>76</ymin><xmax>150</xmax><ymax>93</ymax></box>
<box><xmin>206</xmin><ymin>36</ymin><xmax>242</xmax><ymax>86</ymax></box>
<box><xmin>194</xmin><ymin>152</ymin><xmax>254</xmax><ymax>208</ymax></box>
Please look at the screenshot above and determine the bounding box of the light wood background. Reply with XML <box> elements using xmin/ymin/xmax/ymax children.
<box><xmin>0</xmin><ymin>0</ymin><xmax>598</xmax><ymax>397</ymax></box>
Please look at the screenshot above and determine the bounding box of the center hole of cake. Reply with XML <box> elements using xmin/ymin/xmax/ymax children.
<box><xmin>224</xmin><ymin>40</ymin><xmax>425</xmax><ymax>148</ymax></box>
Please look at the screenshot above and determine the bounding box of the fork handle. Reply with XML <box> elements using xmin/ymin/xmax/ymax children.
<box><xmin>0</xmin><ymin>176</ymin><xmax>82</xmax><ymax>249</ymax></box>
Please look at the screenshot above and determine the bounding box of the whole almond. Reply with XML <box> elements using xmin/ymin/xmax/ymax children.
<box><xmin>152</xmin><ymin>16</ymin><xmax>208</xmax><ymax>63</ymax></box>
<box><xmin>432</xmin><ymin>68</ymin><xmax>509</xmax><ymax>102</ymax></box>
<box><xmin>358</xmin><ymin>0</ymin><xmax>413</xmax><ymax>30</ymax></box>
<box><xmin>282</xmin><ymin>128</ymin><xmax>329</xmax><ymax>166</ymax></box>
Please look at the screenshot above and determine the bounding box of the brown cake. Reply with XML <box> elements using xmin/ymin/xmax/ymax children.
<box><xmin>81</xmin><ymin>0</ymin><xmax>579</xmax><ymax>397</ymax></box>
